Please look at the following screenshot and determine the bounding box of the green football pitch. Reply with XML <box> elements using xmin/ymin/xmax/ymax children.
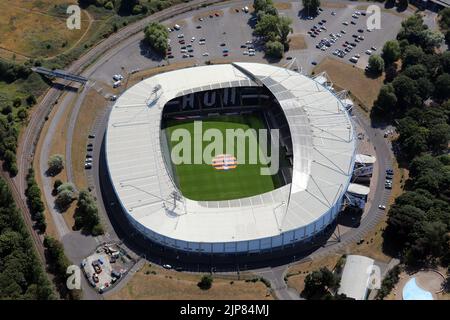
<box><xmin>164</xmin><ymin>115</ymin><xmax>281</xmax><ymax>201</ymax></box>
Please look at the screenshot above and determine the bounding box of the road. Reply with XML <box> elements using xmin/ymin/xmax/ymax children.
<box><xmin>14</xmin><ymin>0</ymin><xmax>405</xmax><ymax>300</ymax></box>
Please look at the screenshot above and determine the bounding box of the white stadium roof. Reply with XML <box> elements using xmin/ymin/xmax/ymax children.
<box><xmin>105</xmin><ymin>63</ymin><xmax>356</xmax><ymax>246</ymax></box>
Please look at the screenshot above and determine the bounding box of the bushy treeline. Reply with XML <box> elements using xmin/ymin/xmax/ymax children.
<box><xmin>372</xmin><ymin>14</ymin><xmax>450</xmax><ymax>268</ymax></box>
<box><xmin>144</xmin><ymin>22</ymin><xmax>169</xmax><ymax>54</ymax></box>
<box><xmin>253</xmin><ymin>0</ymin><xmax>293</xmax><ymax>58</ymax></box>
<box><xmin>0</xmin><ymin>177</ymin><xmax>55</xmax><ymax>299</ymax></box>
<box><xmin>79</xmin><ymin>0</ymin><xmax>178</xmax><ymax>15</ymax></box>
<box><xmin>0</xmin><ymin>59</ymin><xmax>32</xmax><ymax>84</ymax></box>
<box><xmin>25</xmin><ymin>168</ymin><xmax>47</xmax><ymax>233</ymax></box>
<box><xmin>74</xmin><ymin>190</ymin><xmax>104</xmax><ymax>236</ymax></box>
<box><xmin>44</xmin><ymin>236</ymin><xmax>82</xmax><ymax>300</ymax></box>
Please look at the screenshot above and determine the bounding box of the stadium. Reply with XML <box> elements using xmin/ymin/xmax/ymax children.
<box><xmin>105</xmin><ymin>62</ymin><xmax>356</xmax><ymax>254</ymax></box>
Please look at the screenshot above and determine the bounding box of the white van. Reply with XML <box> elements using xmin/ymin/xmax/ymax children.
<box><xmin>113</xmin><ymin>80</ymin><xmax>121</xmax><ymax>88</ymax></box>
<box><xmin>244</xmin><ymin>6</ymin><xmax>249</xmax><ymax>13</ymax></box>
<box><xmin>174</xmin><ymin>24</ymin><xmax>181</xmax><ymax>30</ymax></box>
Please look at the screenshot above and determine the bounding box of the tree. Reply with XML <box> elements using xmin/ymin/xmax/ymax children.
<box><xmin>47</xmin><ymin>154</ymin><xmax>64</xmax><ymax>176</ymax></box>
<box><xmin>74</xmin><ymin>190</ymin><xmax>103</xmax><ymax>235</ymax></box>
<box><xmin>401</xmin><ymin>45</ymin><xmax>424</xmax><ymax>69</ymax></box>
<box><xmin>382</xmin><ymin>40</ymin><xmax>401</xmax><ymax>65</ymax></box>
<box><xmin>391</xmin><ymin>75</ymin><xmax>419</xmax><ymax>106</ymax></box>
<box><xmin>253</xmin><ymin>0</ymin><xmax>277</xmax><ymax>19</ymax></box>
<box><xmin>368</xmin><ymin>54</ymin><xmax>384</xmax><ymax>75</ymax></box>
<box><xmin>301</xmin><ymin>267</ymin><xmax>339</xmax><ymax>300</ymax></box>
<box><xmin>302</xmin><ymin>0</ymin><xmax>321</xmax><ymax>16</ymax></box>
<box><xmin>254</xmin><ymin>13</ymin><xmax>280</xmax><ymax>42</ymax></box>
<box><xmin>278</xmin><ymin>16</ymin><xmax>293</xmax><ymax>46</ymax></box>
<box><xmin>198</xmin><ymin>275</ymin><xmax>213</xmax><ymax>290</ymax></box>
<box><xmin>55</xmin><ymin>189</ymin><xmax>76</xmax><ymax>211</ymax></box>
<box><xmin>434</xmin><ymin>73</ymin><xmax>450</xmax><ymax>100</ymax></box>
<box><xmin>428</xmin><ymin>123</ymin><xmax>450</xmax><ymax>153</ymax></box>
<box><xmin>55</xmin><ymin>183</ymin><xmax>76</xmax><ymax>211</ymax></box>
<box><xmin>17</xmin><ymin>107</ymin><xmax>27</xmax><ymax>121</ymax></box>
<box><xmin>144</xmin><ymin>22</ymin><xmax>169</xmax><ymax>54</ymax></box>
<box><xmin>265</xmin><ymin>40</ymin><xmax>284</xmax><ymax>58</ymax></box>
<box><xmin>53</xmin><ymin>179</ymin><xmax>63</xmax><ymax>194</ymax></box>
<box><xmin>371</xmin><ymin>84</ymin><xmax>397</xmax><ymax>118</ymax></box>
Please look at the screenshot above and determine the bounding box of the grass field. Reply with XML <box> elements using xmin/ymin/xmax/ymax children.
<box><xmin>0</xmin><ymin>1</ymin><xmax>90</xmax><ymax>59</ymax></box>
<box><xmin>107</xmin><ymin>263</ymin><xmax>273</xmax><ymax>300</ymax></box>
<box><xmin>165</xmin><ymin>114</ymin><xmax>281</xmax><ymax>201</ymax></box>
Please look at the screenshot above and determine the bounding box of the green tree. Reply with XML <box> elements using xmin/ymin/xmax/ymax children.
<box><xmin>198</xmin><ymin>275</ymin><xmax>213</xmax><ymax>290</ymax></box>
<box><xmin>254</xmin><ymin>13</ymin><xmax>280</xmax><ymax>42</ymax></box>
<box><xmin>371</xmin><ymin>84</ymin><xmax>397</xmax><ymax>117</ymax></box>
<box><xmin>401</xmin><ymin>45</ymin><xmax>424</xmax><ymax>69</ymax></box>
<box><xmin>301</xmin><ymin>267</ymin><xmax>339</xmax><ymax>300</ymax></box>
<box><xmin>74</xmin><ymin>190</ymin><xmax>104</xmax><ymax>235</ymax></box>
<box><xmin>368</xmin><ymin>54</ymin><xmax>385</xmax><ymax>75</ymax></box>
<box><xmin>434</xmin><ymin>73</ymin><xmax>450</xmax><ymax>100</ymax></box>
<box><xmin>144</xmin><ymin>22</ymin><xmax>169</xmax><ymax>54</ymax></box>
<box><xmin>428</xmin><ymin>123</ymin><xmax>450</xmax><ymax>153</ymax></box>
<box><xmin>302</xmin><ymin>0</ymin><xmax>321</xmax><ymax>16</ymax></box>
<box><xmin>47</xmin><ymin>154</ymin><xmax>64</xmax><ymax>176</ymax></box>
<box><xmin>265</xmin><ymin>40</ymin><xmax>284</xmax><ymax>58</ymax></box>
<box><xmin>278</xmin><ymin>16</ymin><xmax>293</xmax><ymax>46</ymax></box>
<box><xmin>382</xmin><ymin>40</ymin><xmax>401</xmax><ymax>65</ymax></box>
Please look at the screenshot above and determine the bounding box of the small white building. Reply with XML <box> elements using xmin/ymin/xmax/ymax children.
<box><xmin>338</xmin><ymin>255</ymin><xmax>375</xmax><ymax>300</ymax></box>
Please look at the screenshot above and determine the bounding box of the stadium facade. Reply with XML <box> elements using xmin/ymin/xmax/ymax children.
<box><xmin>105</xmin><ymin>63</ymin><xmax>357</xmax><ymax>254</ymax></box>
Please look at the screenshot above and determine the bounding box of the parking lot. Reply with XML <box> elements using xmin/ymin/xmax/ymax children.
<box><xmin>92</xmin><ymin>0</ymin><xmax>410</xmax><ymax>85</ymax></box>
<box><xmin>82</xmin><ymin>242</ymin><xmax>136</xmax><ymax>293</ymax></box>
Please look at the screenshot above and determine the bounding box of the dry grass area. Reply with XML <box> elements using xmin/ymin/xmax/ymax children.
<box><xmin>107</xmin><ymin>264</ymin><xmax>273</xmax><ymax>300</ymax></box>
<box><xmin>128</xmin><ymin>61</ymin><xmax>198</xmax><ymax>87</ymax></box>
<box><xmin>71</xmin><ymin>89</ymin><xmax>108</xmax><ymax>190</ymax></box>
<box><xmin>285</xmin><ymin>254</ymin><xmax>342</xmax><ymax>294</ymax></box>
<box><xmin>0</xmin><ymin>0</ymin><xmax>90</xmax><ymax>59</ymax></box>
<box><xmin>321</xmin><ymin>1</ymin><xmax>347</xmax><ymax>9</ymax></box>
<box><xmin>288</xmin><ymin>34</ymin><xmax>307</xmax><ymax>50</ymax></box>
<box><xmin>48</xmin><ymin>94</ymin><xmax>77</xmax><ymax>229</ymax></box>
<box><xmin>313</xmin><ymin>57</ymin><xmax>384</xmax><ymax>111</ymax></box>
<box><xmin>274</xmin><ymin>2</ymin><xmax>292</xmax><ymax>10</ymax></box>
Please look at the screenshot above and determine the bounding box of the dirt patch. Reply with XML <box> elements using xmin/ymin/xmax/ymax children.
<box><xmin>288</xmin><ymin>34</ymin><xmax>307</xmax><ymax>50</ymax></box>
<box><xmin>128</xmin><ymin>61</ymin><xmax>198</xmax><ymax>87</ymax></box>
<box><xmin>274</xmin><ymin>3</ymin><xmax>292</xmax><ymax>10</ymax></box>
<box><xmin>313</xmin><ymin>57</ymin><xmax>384</xmax><ymax>111</ymax></box>
<box><xmin>72</xmin><ymin>89</ymin><xmax>108</xmax><ymax>190</ymax></box>
<box><xmin>286</xmin><ymin>254</ymin><xmax>342</xmax><ymax>294</ymax></box>
<box><xmin>107</xmin><ymin>264</ymin><xmax>273</xmax><ymax>300</ymax></box>
<box><xmin>321</xmin><ymin>1</ymin><xmax>347</xmax><ymax>9</ymax></box>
